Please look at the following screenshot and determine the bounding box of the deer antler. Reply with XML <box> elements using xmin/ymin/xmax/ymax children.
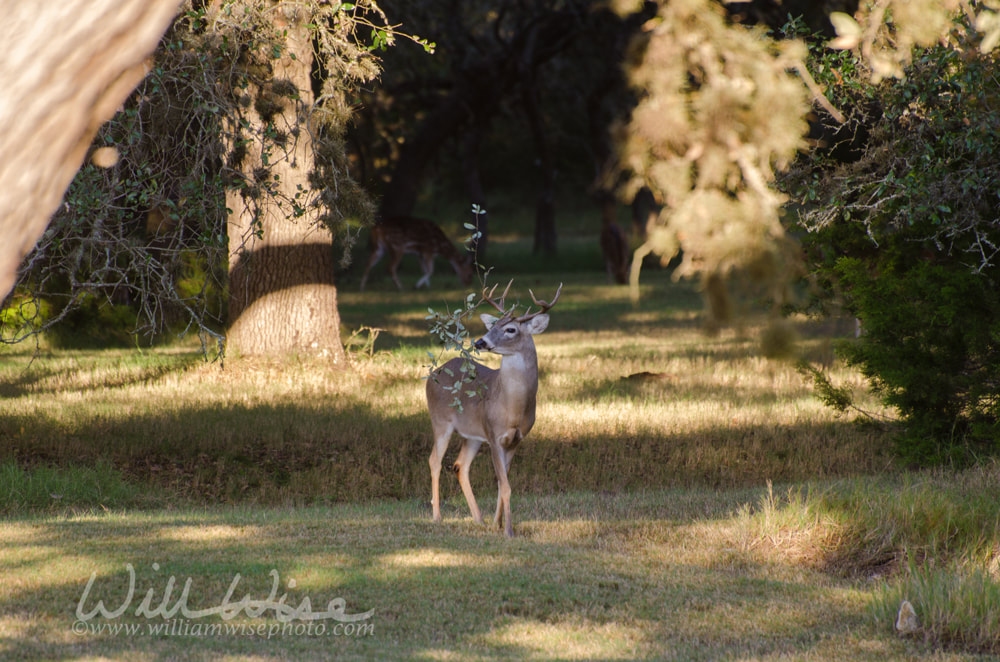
<box><xmin>515</xmin><ymin>282</ymin><xmax>562</xmax><ymax>322</ymax></box>
<box><xmin>482</xmin><ymin>279</ymin><xmax>515</xmax><ymax>318</ymax></box>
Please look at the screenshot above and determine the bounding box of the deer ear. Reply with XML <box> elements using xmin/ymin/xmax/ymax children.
<box><xmin>481</xmin><ymin>314</ymin><xmax>499</xmax><ymax>329</ymax></box>
<box><xmin>527</xmin><ymin>314</ymin><xmax>549</xmax><ymax>335</ymax></box>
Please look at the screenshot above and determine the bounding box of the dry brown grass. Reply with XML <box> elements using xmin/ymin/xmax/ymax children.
<box><xmin>1</xmin><ymin>275</ymin><xmax>892</xmax><ymax>509</ymax></box>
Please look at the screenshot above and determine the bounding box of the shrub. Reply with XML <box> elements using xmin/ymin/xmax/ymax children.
<box><xmin>792</xmin><ymin>42</ymin><xmax>1000</xmax><ymax>465</ymax></box>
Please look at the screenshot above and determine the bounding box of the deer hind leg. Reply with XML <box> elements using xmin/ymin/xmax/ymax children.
<box><xmin>415</xmin><ymin>254</ymin><xmax>434</xmax><ymax>289</ymax></box>
<box><xmin>428</xmin><ymin>422</ymin><xmax>454</xmax><ymax>523</ymax></box>
<box><xmin>453</xmin><ymin>437</ymin><xmax>484</xmax><ymax>524</ymax></box>
<box><xmin>387</xmin><ymin>248</ymin><xmax>405</xmax><ymax>290</ymax></box>
<box><xmin>359</xmin><ymin>244</ymin><xmax>384</xmax><ymax>291</ymax></box>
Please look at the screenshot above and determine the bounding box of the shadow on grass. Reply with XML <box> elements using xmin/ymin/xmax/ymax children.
<box><xmin>337</xmin><ymin>275</ymin><xmax>707</xmax><ymax>353</ymax></box>
<box><xmin>0</xmin><ymin>501</ymin><xmax>899</xmax><ymax>661</ymax></box>
<box><xmin>2</xmin><ymin>398</ymin><xmax>432</xmax><ymax>508</ymax></box>
<box><xmin>1</xmin><ymin>388</ymin><xmax>890</xmax><ymax>515</ymax></box>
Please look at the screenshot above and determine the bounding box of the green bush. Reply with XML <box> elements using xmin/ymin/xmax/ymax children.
<box><xmin>792</xmin><ymin>43</ymin><xmax>1000</xmax><ymax>465</ymax></box>
<box><xmin>834</xmin><ymin>257</ymin><xmax>1000</xmax><ymax>464</ymax></box>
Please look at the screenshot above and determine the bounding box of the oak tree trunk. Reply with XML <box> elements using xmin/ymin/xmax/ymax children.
<box><xmin>226</xmin><ymin>7</ymin><xmax>345</xmax><ymax>362</ymax></box>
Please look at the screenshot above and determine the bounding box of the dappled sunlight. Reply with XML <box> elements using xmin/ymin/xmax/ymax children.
<box><xmin>379</xmin><ymin>548</ymin><xmax>502</xmax><ymax>570</ymax></box>
<box><xmin>618</xmin><ymin>308</ymin><xmax>701</xmax><ymax>325</ymax></box>
<box><xmin>412</xmin><ymin>648</ymin><xmax>472</xmax><ymax>662</ymax></box>
<box><xmin>517</xmin><ymin>519</ymin><xmax>602</xmax><ymax>545</ymax></box>
<box><xmin>0</xmin><ymin>543</ymin><xmax>119</xmax><ymax>606</ymax></box>
<box><xmin>473</xmin><ymin>618</ymin><xmax>644</xmax><ymax>660</ymax></box>
<box><xmin>0</xmin><ymin>279</ymin><xmax>920</xmax><ymax>658</ymax></box>
<box><xmin>155</xmin><ymin>524</ymin><xmax>260</xmax><ymax>544</ymax></box>
<box><xmin>282</xmin><ymin>552</ymin><xmax>362</xmax><ymax>591</ymax></box>
<box><xmin>0</xmin><ymin>489</ymin><xmax>981</xmax><ymax>660</ymax></box>
<box><xmin>0</xmin><ymin>614</ymin><xmax>111</xmax><ymax>653</ymax></box>
<box><xmin>0</xmin><ymin>522</ymin><xmax>47</xmax><ymax>545</ymax></box>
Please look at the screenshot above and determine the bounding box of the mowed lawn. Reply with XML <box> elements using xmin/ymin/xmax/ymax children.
<box><xmin>2</xmin><ymin>268</ymin><xmax>998</xmax><ymax>660</ymax></box>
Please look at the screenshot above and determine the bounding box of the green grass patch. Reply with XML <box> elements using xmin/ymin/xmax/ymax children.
<box><xmin>0</xmin><ymin>462</ymin><xmax>143</xmax><ymax>514</ymax></box>
<box><xmin>734</xmin><ymin>468</ymin><xmax>1000</xmax><ymax>657</ymax></box>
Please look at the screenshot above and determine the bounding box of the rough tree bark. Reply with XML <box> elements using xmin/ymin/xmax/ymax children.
<box><xmin>225</xmin><ymin>6</ymin><xmax>346</xmax><ymax>362</ymax></box>
<box><xmin>0</xmin><ymin>0</ymin><xmax>181</xmax><ymax>302</ymax></box>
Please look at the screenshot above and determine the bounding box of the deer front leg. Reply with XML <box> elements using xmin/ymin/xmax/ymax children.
<box><xmin>489</xmin><ymin>441</ymin><xmax>515</xmax><ymax>538</ymax></box>
<box><xmin>493</xmin><ymin>447</ymin><xmax>515</xmax><ymax>528</ymax></box>
<box><xmin>453</xmin><ymin>438</ymin><xmax>484</xmax><ymax>524</ymax></box>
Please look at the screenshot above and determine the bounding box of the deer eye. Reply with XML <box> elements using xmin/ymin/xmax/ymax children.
<box><xmin>504</xmin><ymin>326</ymin><xmax>517</xmax><ymax>336</ymax></box>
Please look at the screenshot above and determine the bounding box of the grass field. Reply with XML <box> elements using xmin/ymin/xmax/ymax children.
<box><xmin>2</xmin><ymin>262</ymin><xmax>999</xmax><ymax>660</ymax></box>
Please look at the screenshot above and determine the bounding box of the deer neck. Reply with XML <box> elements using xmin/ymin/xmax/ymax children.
<box><xmin>495</xmin><ymin>345</ymin><xmax>538</xmax><ymax>406</ymax></box>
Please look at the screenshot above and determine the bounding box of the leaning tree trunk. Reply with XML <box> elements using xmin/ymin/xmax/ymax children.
<box><xmin>226</xmin><ymin>8</ymin><xmax>345</xmax><ymax>362</ymax></box>
<box><xmin>0</xmin><ymin>0</ymin><xmax>180</xmax><ymax>302</ymax></box>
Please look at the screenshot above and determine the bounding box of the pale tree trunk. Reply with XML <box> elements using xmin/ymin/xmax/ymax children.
<box><xmin>0</xmin><ymin>0</ymin><xmax>180</xmax><ymax>302</ymax></box>
<box><xmin>226</xmin><ymin>7</ymin><xmax>345</xmax><ymax>363</ymax></box>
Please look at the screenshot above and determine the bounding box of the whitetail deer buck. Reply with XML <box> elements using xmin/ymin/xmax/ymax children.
<box><xmin>426</xmin><ymin>281</ymin><xmax>562</xmax><ymax>537</ymax></box>
<box><xmin>359</xmin><ymin>216</ymin><xmax>474</xmax><ymax>290</ymax></box>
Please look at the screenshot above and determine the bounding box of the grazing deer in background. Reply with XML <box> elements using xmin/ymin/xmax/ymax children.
<box><xmin>426</xmin><ymin>281</ymin><xmax>562</xmax><ymax>537</ymax></box>
<box><xmin>359</xmin><ymin>216</ymin><xmax>474</xmax><ymax>291</ymax></box>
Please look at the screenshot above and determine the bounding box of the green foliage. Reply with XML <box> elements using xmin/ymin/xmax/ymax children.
<box><xmin>795</xmin><ymin>359</ymin><xmax>852</xmax><ymax>413</ymax></box>
<box><xmin>792</xmin><ymin>36</ymin><xmax>1000</xmax><ymax>465</ymax></box>
<box><xmin>1</xmin><ymin>295</ymin><xmax>52</xmax><ymax>343</ymax></box>
<box><xmin>614</xmin><ymin>0</ymin><xmax>810</xmax><ymax>320</ymax></box>
<box><xmin>835</xmin><ymin>258</ymin><xmax>1000</xmax><ymax>464</ymax></box>
<box><xmin>424</xmin><ymin>206</ymin><xmax>491</xmax><ymax>410</ymax></box>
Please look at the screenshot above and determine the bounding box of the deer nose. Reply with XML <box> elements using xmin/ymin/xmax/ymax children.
<box><xmin>474</xmin><ymin>338</ymin><xmax>489</xmax><ymax>351</ymax></box>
